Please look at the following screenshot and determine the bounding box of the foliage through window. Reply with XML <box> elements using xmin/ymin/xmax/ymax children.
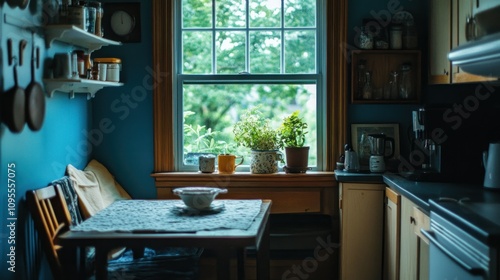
<box><xmin>176</xmin><ymin>0</ymin><xmax>325</xmax><ymax>170</ymax></box>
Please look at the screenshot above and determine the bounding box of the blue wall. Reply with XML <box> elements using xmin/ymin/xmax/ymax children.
<box><xmin>90</xmin><ymin>0</ymin><xmax>156</xmax><ymax>199</ymax></box>
<box><xmin>0</xmin><ymin>2</ymin><xmax>92</xmax><ymax>279</ymax></box>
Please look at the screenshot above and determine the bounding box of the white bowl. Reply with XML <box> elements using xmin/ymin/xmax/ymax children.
<box><xmin>173</xmin><ymin>187</ymin><xmax>227</xmax><ymax>209</ymax></box>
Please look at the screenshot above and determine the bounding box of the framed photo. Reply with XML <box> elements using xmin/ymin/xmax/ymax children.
<box><xmin>351</xmin><ymin>123</ymin><xmax>400</xmax><ymax>164</ymax></box>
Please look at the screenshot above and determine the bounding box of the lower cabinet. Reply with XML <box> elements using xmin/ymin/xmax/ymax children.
<box><xmin>384</xmin><ymin>187</ymin><xmax>401</xmax><ymax>280</ymax></box>
<box><xmin>399</xmin><ymin>196</ymin><xmax>430</xmax><ymax>280</ymax></box>
<box><xmin>339</xmin><ymin>182</ymin><xmax>385</xmax><ymax>280</ymax></box>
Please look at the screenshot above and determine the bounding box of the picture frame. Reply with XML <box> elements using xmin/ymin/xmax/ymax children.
<box><xmin>351</xmin><ymin>123</ymin><xmax>400</xmax><ymax>164</ymax></box>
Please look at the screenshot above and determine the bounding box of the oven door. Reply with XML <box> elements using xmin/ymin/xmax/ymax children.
<box><xmin>422</xmin><ymin>213</ymin><xmax>492</xmax><ymax>280</ymax></box>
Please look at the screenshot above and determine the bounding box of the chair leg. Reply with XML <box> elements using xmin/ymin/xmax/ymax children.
<box><xmin>237</xmin><ymin>248</ymin><xmax>246</xmax><ymax>280</ymax></box>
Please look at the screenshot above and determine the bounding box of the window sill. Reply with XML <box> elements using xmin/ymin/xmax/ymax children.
<box><xmin>152</xmin><ymin>171</ymin><xmax>337</xmax><ymax>188</ymax></box>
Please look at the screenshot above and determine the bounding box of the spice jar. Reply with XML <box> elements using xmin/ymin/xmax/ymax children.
<box><xmin>89</xmin><ymin>1</ymin><xmax>103</xmax><ymax>37</ymax></box>
<box><xmin>93</xmin><ymin>58</ymin><xmax>122</xmax><ymax>82</ymax></box>
<box><xmin>389</xmin><ymin>24</ymin><xmax>403</xmax><ymax>49</ymax></box>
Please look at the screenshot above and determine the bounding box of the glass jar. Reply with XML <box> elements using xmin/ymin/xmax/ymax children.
<box><xmin>390</xmin><ymin>24</ymin><xmax>403</xmax><ymax>49</ymax></box>
<box><xmin>403</xmin><ymin>21</ymin><xmax>418</xmax><ymax>49</ymax></box>
<box><xmin>399</xmin><ymin>63</ymin><xmax>413</xmax><ymax>99</ymax></box>
<box><xmin>356</xmin><ymin>60</ymin><xmax>367</xmax><ymax>99</ymax></box>
<box><xmin>94</xmin><ymin>57</ymin><xmax>122</xmax><ymax>82</ymax></box>
<box><xmin>89</xmin><ymin>1</ymin><xmax>103</xmax><ymax>37</ymax></box>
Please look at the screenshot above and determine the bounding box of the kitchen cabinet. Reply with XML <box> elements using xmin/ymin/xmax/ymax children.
<box><xmin>383</xmin><ymin>187</ymin><xmax>400</xmax><ymax>280</ymax></box>
<box><xmin>399</xmin><ymin>196</ymin><xmax>429</xmax><ymax>280</ymax></box>
<box><xmin>339</xmin><ymin>182</ymin><xmax>385</xmax><ymax>280</ymax></box>
<box><xmin>43</xmin><ymin>25</ymin><xmax>123</xmax><ymax>98</ymax></box>
<box><xmin>429</xmin><ymin>0</ymin><xmax>496</xmax><ymax>84</ymax></box>
<box><xmin>351</xmin><ymin>50</ymin><xmax>421</xmax><ymax>104</ymax></box>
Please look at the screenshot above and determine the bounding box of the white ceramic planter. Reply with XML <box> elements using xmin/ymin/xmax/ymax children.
<box><xmin>250</xmin><ymin>150</ymin><xmax>282</xmax><ymax>174</ymax></box>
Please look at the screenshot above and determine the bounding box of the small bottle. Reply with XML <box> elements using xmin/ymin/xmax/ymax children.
<box><xmin>399</xmin><ymin>63</ymin><xmax>413</xmax><ymax>99</ymax></box>
<box><xmin>89</xmin><ymin>1</ymin><xmax>103</xmax><ymax>37</ymax></box>
<box><xmin>390</xmin><ymin>24</ymin><xmax>403</xmax><ymax>49</ymax></box>
<box><xmin>389</xmin><ymin>71</ymin><xmax>399</xmax><ymax>99</ymax></box>
<box><xmin>362</xmin><ymin>71</ymin><xmax>373</xmax><ymax>99</ymax></box>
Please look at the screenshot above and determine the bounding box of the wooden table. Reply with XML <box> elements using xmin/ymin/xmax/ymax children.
<box><xmin>57</xmin><ymin>199</ymin><xmax>271</xmax><ymax>280</ymax></box>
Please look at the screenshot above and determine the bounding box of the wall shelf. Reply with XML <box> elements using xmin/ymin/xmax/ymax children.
<box><xmin>43</xmin><ymin>78</ymin><xmax>123</xmax><ymax>99</ymax></box>
<box><xmin>44</xmin><ymin>24</ymin><xmax>121</xmax><ymax>51</ymax></box>
<box><xmin>351</xmin><ymin>50</ymin><xmax>421</xmax><ymax>104</ymax></box>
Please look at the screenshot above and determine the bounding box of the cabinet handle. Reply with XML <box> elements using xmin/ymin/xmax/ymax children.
<box><xmin>465</xmin><ymin>16</ymin><xmax>476</xmax><ymax>41</ymax></box>
<box><xmin>410</xmin><ymin>216</ymin><xmax>416</xmax><ymax>225</ymax></box>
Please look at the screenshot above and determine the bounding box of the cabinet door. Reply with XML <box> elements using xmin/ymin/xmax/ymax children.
<box><xmin>452</xmin><ymin>0</ymin><xmax>497</xmax><ymax>83</ymax></box>
<box><xmin>383</xmin><ymin>188</ymin><xmax>400</xmax><ymax>280</ymax></box>
<box><xmin>399</xmin><ymin>196</ymin><xmax>430</xmax><ymax>280</ymax></box>
<box><xmin>340</xmin><ymin>183</ymin><xmax>385</xmax><ymax>280</ymax></box>
<box><xmin>429</xmin><ymin>0</ymin><xmax>452</xmax><ymax>84</ymax></box>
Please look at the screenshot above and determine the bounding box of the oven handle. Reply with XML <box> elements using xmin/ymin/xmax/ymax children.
<box><xmin>421</xmin><ymin>229</ymin><xmax>485</xmax><ymax>275</ymax></box>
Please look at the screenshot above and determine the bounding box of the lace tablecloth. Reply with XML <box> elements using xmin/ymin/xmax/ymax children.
<box><xmin>71</xmin><ymin>199</ymin><xmax>263</xmax><ymax>233</ymax></box>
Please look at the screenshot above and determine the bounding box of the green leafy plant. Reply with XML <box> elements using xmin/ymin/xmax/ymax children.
<box><xmin>233</xmin><ymin>107</ymin><xmax>283</xmax><ymax>151</ymax></box>
<box><xmin>279</xmin><ymin>110</ymin><xmax>308</xmax><ymax>148</ymax></box>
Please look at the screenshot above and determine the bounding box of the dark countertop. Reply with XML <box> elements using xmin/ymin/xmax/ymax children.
<box><xmin>335</xmin><ymin>170</ymin><xmax>500</xmax><ymax>245</ymax></box>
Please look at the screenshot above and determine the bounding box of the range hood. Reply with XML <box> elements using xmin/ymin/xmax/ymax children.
<box><xmin>448</xmin><ymin>0</ymin><xmax>500</xmax><ymax>77</ymax></box>
<box><xmin>448</xmin><ymin>33</ymin><xmax>500</xmax><ymax>77</ymax></box>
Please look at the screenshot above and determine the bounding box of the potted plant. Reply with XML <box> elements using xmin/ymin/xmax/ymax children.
<box><xmin>233</xmin><ymin>107</ymin><xmax>283</xmax><ymax>174</ymax></box>
<box><xmin>278</xmin><ymin>110</ymin><xmax>310</xmax><ymax>173</ymax></box>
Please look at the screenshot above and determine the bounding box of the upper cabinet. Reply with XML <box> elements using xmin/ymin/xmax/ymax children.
<box><xmin>429</xmin><ymin>0</ymin><xmax>497</xmax><ymax>84</ymax></box>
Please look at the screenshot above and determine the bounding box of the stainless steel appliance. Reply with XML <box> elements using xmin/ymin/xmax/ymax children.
<box><xmin>423</xmin><ymin>198</ymin><xmax>500</xmax><ymax>280</ymax></box>
<box><xmin>484</xmin><ymin>142</ymin><xmax>500</xmax><ymax>189</ymax></box>
<box><xmin>401</xmin><ymin>106</ymin><xmax>500</xmax><ymax>183</ymax></box>
<box><xmin>449</xmin><ymin>0</ymin><xmax>500</xmax><ymax>77</ymax></box>
<box><xmin>368</xmin><ymin>134</ymin><xmax>394</xmax><ymax>173</ymax></box>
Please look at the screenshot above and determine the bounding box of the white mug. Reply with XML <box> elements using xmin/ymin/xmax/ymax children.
<box><xmin>199</xmin><ymin>155</ymin><xmax>216</xmax><ymax>173</ymax></box>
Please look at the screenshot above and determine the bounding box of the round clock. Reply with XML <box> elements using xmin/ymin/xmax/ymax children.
<box><xmin>110</xmin><ymin>10</ymin><xmax>136</xmax><ymax>36</ymax></box>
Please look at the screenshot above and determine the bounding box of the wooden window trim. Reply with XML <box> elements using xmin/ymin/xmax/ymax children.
<box><xmin>151</xmin><ymin>0</ymin><xmax>347</xmax><ymax>173</ymax></box>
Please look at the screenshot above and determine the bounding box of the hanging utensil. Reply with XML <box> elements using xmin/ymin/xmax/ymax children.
<box><xmin>1</xmin><ymin>63</ymin><xmax>26</xmax><ymax>133</ymax></box>
<box><xmin>25</xmin><ymin>33</ymin><xmax>45</xmax><ymax>131</ymax></box>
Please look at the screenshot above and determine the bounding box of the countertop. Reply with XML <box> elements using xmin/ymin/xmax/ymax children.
<box><xmin>335</xmin><ymin>170</ymin><xmax>500</xmax><ymax>246</ymax></box>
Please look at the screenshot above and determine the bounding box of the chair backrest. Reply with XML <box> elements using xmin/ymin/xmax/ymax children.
<box><xmin>26</xmin><ymin>184</ymin><xmax>72</xmax><ymax>280</ymax></box>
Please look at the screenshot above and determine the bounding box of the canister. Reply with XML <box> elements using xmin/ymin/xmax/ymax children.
<box><xmin>93</xmin><ymin>58</ymin><xmax>122</xmax><ymax>82</ymax></box>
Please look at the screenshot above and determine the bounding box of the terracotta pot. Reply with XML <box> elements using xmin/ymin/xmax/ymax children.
<box><xmin>284</xmin><ymin>146</ymin><xmax>310</xmax><ymax>173</ymax></box>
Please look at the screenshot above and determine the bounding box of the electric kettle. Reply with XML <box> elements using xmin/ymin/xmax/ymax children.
<box><xmin>483</xmin><ymin>142</ymin><xmax>500</xmax><ymax>189</ymax></box>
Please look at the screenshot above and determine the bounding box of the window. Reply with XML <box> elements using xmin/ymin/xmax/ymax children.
<box><xmin>151</xmin><ymin>0</ymin><xmax>347</xmax><ymax>173</ymax></box>
<box><xmin>175</xmin><ymin>0</ymin><xmax>325</xmax><ymax>171</ymax></box>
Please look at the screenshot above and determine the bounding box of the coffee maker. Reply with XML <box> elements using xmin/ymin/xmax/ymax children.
<box><xmin>400</xmin><ymin>108</ymin><xmax>442</xmax><ymax>180</ymax></box>
<box><xmin>401</xmin><ymin>106</ymin><xmax>500</xmax><ymax>184</ymax></box>
<box><xmin>368</xmin><ymin>134</ymin><xmax>395</xmax><ymax>172</ymax></box>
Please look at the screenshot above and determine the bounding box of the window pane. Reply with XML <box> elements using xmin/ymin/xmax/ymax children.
<box><xmin>216</xmin><ymin>31</ymin><xmax>246</xmax><ymax>73</ymax></box>
<box><xmin>182</xmin><ymin>83</ymin><xmax>317</xmax><ymax>167</ymax></box>
<box><xmin>216</xmin><ymin>0</ymin><xmax>246</xmax><ymax>28</ymax></box>
<box><xmin>250</xmin><ymin>31</ymin><xmax>281</xmax><ymax>73</ymax></box>
<box><xmin>182</xmin><ymin>0</ymin><xmax>212</xmax><ymax>28</ymax></box>
<box><xmin>285</xmin><ymin>31</ymin><xmax>316</xmax><ymax>73</ymax></box>
<box><xmin>249</xmin><ymin>0</ymin><xmax>281</xmax><ymax>28</ymax></box>
<box><xmin>284</xmin><ymin>0</ymin><xmax>317</xmax><ymax>27</ymax></box>
<box><xmin>183</xmin><ymin>31</ymin><xmax>213</xmax><ymax>74</ymax></box>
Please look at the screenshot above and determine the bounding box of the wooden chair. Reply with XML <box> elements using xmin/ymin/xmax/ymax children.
<box><xmin>26</xmin><ymin>184</ymin><xmax>74</xmax><ymax>280</ymax></box>
<box><xmin>27</xmin><ymin>184</ymin><xmax>201</xmax><ymax>280</ymax></box>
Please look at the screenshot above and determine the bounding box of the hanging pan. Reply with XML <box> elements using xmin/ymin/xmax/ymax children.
<box><xmin>1</xmin><ymin>63</ymin><xmax>26</xmax><ymax>133</ymax></box>
<box><xmin>25</xmin><ymin>34</ymin><xmax>45</xmax><ymax>131</ymax></box>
